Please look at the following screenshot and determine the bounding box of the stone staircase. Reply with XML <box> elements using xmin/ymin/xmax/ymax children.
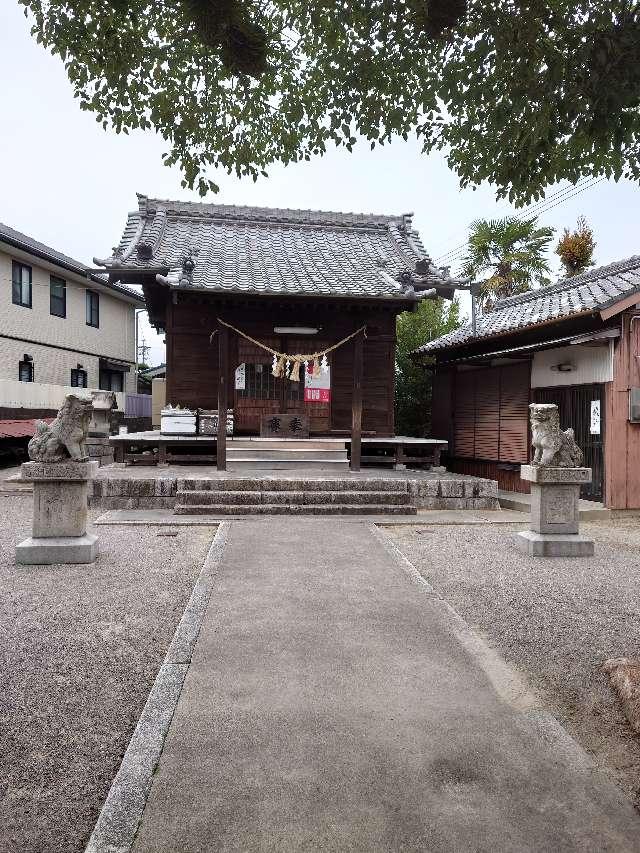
<box><xmin>174</xmin><ymin>477</ymin><xmax>417</xmax><ymax>515</ymax></box>
<box><xmin>224</xmin><ymin>439</ymin><xmax>349</xmax><ymax>470</ymax></box>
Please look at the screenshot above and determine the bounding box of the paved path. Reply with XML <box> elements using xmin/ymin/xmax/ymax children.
<box><xmin>132</xmin><ymin>519</ymin><xmax>640</xmax><ymax>853</ymax></box>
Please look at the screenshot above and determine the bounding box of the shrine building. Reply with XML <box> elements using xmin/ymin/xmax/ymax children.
<box><xmin>95</xmin><ymin>195</ymin><xmax>462</xmax><ymax>468</ymax></box>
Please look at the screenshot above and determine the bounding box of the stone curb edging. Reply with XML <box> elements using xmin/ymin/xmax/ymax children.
<box><xmin>369</xmin><ymin>524</ymin><xmax>598</xmax><ymax>772</ymax></box>
<box><xmin>84</xmin><ymin>522</ymin><xmax>231</xmax><ymax>853</ymax></box>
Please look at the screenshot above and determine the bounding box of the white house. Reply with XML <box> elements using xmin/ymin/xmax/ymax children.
<box><xmin>0</xmin><ymin>222</ymin><xmax>144</xmax><ymax>418</ymax></box>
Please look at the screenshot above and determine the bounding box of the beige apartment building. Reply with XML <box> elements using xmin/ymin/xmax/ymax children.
<box><xmin>0</xmin><ymin>222</ymin><xmax>144</xmax><ymax>418</ymax></box>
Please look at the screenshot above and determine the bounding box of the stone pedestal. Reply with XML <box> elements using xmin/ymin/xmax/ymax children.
<box><xmin>86</xmin><ymin>435</ymin><xmax>115</xmax><ymax>467</ymax></box>
<box><xmin>514</xmin><ymin>465</ymin><xmax>594</xmax><ymax>557</ymax></box>
<box><xmin>88</xmin><ymin>391</ymin><xmax>116</xmax><ymax>466</ymax></box>
<box><xmin>16</xmin><ymin>461</ymin><xmax>99</xmax><ymax>564</ymax></box>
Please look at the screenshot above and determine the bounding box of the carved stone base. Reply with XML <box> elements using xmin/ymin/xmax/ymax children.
<box><xmin>521</xmin><ymin>466</ymin><xmax>592</xmax><ymax>535</ymax></box>
<box><xmin>514</xmin><ymin>531</ymin><xmax>594</xmax><ymax>557</ymax></box>
<box><xmin>17</xmin><ymin>460</ymin><xmax>99</xmax><ymax>565</ymax></box>
<box><xmin>518</xmin><ymin>465</ymin><xmax>594</xmax><ymax>556</ymax></box>
<box><xmin>16</xmin><ymin>534</ymin><xmax>98</xmax><ymax>565</ymax></box>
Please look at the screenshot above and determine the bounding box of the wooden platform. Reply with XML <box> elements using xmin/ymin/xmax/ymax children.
<box><xmin>109</xmin><ymin>432</ymin><xmax>447</xmax><ymax>470</ymax></box>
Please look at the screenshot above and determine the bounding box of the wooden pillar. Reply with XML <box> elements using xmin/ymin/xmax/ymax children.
<box><xmin>217</xmin><ymin>324</ymin><xmax>228</xmax><ymax>471</ymax></box>
<box><xmin>350</xmin><ymin>330</ymin><xmax>364</xmax><ymax>471</ymax></box>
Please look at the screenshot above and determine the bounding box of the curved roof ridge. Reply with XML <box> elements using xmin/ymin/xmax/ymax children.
<box><xmin>494</xmin><ymin>255</ymin><xmax>640</xmax><ymax>312</ymax></box>
<box><xmin>137</xmin><ymin>193</ymin><xmax>407</xmax><ymax>230</ymax></box>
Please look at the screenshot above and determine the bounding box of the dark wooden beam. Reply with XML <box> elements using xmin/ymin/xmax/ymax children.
<box><xmin>350</xmin><ymin>329</ymin><xmax>364</xmax><ymax>471</ymax></box>
<box><xmin>217</xmin><ymin>323</ymin><xmax>228</xmax><ymax>471</ymax></box>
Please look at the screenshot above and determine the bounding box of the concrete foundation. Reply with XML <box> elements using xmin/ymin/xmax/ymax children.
<box><xmin>514</xmin><ymin>530</ymin><xmax>595</xmax><ymax>557</ymax></box>
<box><xmin>16</xmin><ymin>533</ymin><xmax>99</xmax><ymax>565</ymax></box>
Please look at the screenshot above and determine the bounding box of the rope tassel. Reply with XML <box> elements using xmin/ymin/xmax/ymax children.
<box><xmin>290</xmin><ymin>360</ymin><xmax>302</xmax><ymax>382</ymax></box>
<box><xmin>273</xmin><ymin>355</ymin><xmax>286</xmax><ymax>378</ymax></box>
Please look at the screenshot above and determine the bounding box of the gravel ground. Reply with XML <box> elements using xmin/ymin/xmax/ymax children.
<box><xmin>0</xmin><ymin>495</ymin><xmax>216</xmax><ymax>853</ymax></box>
<box><xmin>387</xmin><ymin>520</ymin><xmax>640</xmax><ymax>806</ymax></box>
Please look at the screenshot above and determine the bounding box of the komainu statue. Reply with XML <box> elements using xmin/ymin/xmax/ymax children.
<box><xmin>529</xmin><ymin>403</ymin><xmax>583</xmax><ymax>467</ymax></box>
<box><xmin>28</xmin><ymin>394</ymin><xmax>93</xmax><ymax>463</ymax></box>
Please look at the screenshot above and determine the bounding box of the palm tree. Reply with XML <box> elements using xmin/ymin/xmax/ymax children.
<box><xmin>460</xmin><ymin>217</ymin><xmax>555</xmax><ymax>311</ymax></box>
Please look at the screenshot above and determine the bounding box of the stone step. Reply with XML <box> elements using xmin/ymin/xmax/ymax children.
<box><xmin>177</xmin><ymin>478</ymin><xmax>408</xmax><ymax>493</ymax></box>
<box><xmin>177</xmin><ymin>490</ymin><xmax>412</xmax><ymax>506</ymax></box>
<box><xmin>174</xmin><ymin>503</ymin><xmax>417</xmax><ymax>516</ymax></box>
<box><xmin>226</xmin><ymin>449</ymin><xmax>348</xmax><ymax>462</ymax></box>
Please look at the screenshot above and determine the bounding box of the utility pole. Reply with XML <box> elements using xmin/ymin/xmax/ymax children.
<box><xmin>138</xmin><ymin>336</ymin><xmax>151</xmax><ymax>367</ymax></box>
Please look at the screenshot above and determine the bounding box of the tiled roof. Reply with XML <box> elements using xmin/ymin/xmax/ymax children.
<box><xmin>416</xmin><ymin>256</ymin><xmax>640</xmax><ymax>354</ymax></box>
<box><xmin>0</xmin><ymin>222</ymin><xmax>144</xmax><ymax>304</ymax></box>
<box><xmin>95</xmin><ymin>194</ymin><xmax>452</xmax><ymax>302</ymax></box>
<box><xmin>0</xmin><ymin>418</ymin><xmax>53</xmax><ymax>440</ymax></box>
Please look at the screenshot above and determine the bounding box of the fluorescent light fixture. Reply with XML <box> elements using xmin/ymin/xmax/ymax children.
<box><xmin>273</xmin><ymin>327</ymin><xmax>319</xmax><ymax>335</ymax></box>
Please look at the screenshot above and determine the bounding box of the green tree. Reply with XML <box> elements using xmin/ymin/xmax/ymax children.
<box><xmin>460</xmin><ymin>217</ymin><xmax>555</xmax><ymax>311</ymax></box>
<box><xmin>555</xmin><ymin>216</ymin><xmax>596</xmax><ymax>277</ymax></box>
<box><xmin>395</xmin><ymin>298</ymin><xmax>460</xmax><ymax>437</ymax></box>
<box><xmin>17</xmin><ymin>1</ymin><xmax>640</xmax><ymax>203</ymax></box>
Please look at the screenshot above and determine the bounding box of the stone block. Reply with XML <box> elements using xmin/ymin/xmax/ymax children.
<box><xmin>477</xmin><ymin>479</ymin><xmax>498</xmax><ymax>497</ymax></box>
<box><xmin>463</xmin><ymin>480</ymin><xmax>477</xmax><ymax>498</ymax></box>
<box><xmin>520</xmin><ymin>465</ymin><xmax>592</xmax><ymax>484</ymax></box>
<box><xmin>16</xmin><ymin>534</ymin><xmax>98</xmax><ymax>564</ymax></box>
<box><xmin>530</xmin><ymin>482</ymin><xmax>580</xmax><ymax>535</ymax></box>
<box><xmin>33</xmin><ymin>480</ymin><xmax>89</xmax><ymax>538</ymax></box>
<box><xmin>21</xmin><ymin>460</ymin><xmax>99</xmax><ymax>482</ymax></box>
<box><xmin>155</xmin><ymin>478</ymin><xmax>177</xmax><ymax>497</ymax></box>
<box><xmin>439</xmin><ymin>480</ymin><xmax>464</xmax><ymax>498</ymax></box>
<box><xmin>514</xmin><ymin>531</ymin><xmax>594</xmax><ymax>557</ymax></box>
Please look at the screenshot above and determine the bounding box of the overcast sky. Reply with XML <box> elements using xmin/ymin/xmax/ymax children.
<box><xmin>2</xmin><ymin>2</ymin><xmax>639</xmax><ymax>367</ymax></box>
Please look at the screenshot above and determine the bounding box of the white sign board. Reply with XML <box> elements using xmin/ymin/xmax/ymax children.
<box><xmin>304</xmin><ymin>365</ymin><xmax>331</xmax><ymax>403</ymax></box>
<box><xmin>590</xmin><ymin>399</ymin><xmax>601</xmax><ymax>435</ymax></box>
<box><xmin>235</xmin><ymin>362</ymin><xmax>246</xmax><ymax>390</ymax></box>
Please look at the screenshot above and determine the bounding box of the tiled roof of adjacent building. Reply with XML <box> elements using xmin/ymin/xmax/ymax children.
<box><xmin>94</xmin><ymin>194</ymin><xmax>458</xmax><ymax>302</ymax></box>
<box><xmin>0</xmin><ymin>222</ymin><xmax>144</xmax><ymax>304</ymax></box>
<box><xmin>415</xmin><ymin>255</ymin><xmax>640</xmax><ymax>354</ymax></box>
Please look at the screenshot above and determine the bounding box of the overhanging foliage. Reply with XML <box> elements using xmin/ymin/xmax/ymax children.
<box><xmin>18</xmin><ymin>1</ymin><xmax>640</xmax><ymax>202</ymax></box>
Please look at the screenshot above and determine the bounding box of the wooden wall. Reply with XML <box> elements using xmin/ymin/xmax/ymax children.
<box><xmin>164</xmin><ymin>295</ymin><xmax>399</xmax><ymax>436</ymax></box>
<box><xmin>604</xmin><ymin>312</ymin><xmax>640</xmax><ymax>509</ymax></box>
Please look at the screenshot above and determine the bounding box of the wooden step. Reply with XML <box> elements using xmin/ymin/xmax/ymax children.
<box><xmin>226</xmin><ymin>449</ymin><xmax>348</xmax><ymax>462</ymax></box>
<box><xmin>228</xmin><ymin>439</ymin><xmax>346</xmax><ymax>451</ymax></box>
<box><xmin>224</xmin><ymin>459</ymin><xmax>349</xmax><ymax>471</ymax></box>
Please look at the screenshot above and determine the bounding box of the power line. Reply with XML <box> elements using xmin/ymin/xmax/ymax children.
<box><xmin>434</xmin><ymin>176</ymin><xmax>597</xmax><ymax>262</ymax></box>
<box><xmin>435</xmin><ymin>178</ymin><xmax>598</xmax><ymax>264</ymax></box>
<box><xmin>434</xmin><ymin>176</ymin><xmax>605</xmax><ymax>265</ymax></box>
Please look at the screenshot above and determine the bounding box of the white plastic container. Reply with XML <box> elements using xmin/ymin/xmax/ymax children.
<box><xmin>160</xmin><ymin>408</ymin><xmax>197</xmax><ymax>435</ymax></box>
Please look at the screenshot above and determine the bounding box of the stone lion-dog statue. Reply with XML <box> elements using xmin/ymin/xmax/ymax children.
<box><xmin>529</xmin><ymin>403</ymin><xmax>583</xmax><ymax>467</ymax></box>
<box><xmin>28</xmin><ymin>393</ymin><xmax>93</xmax><ymax>463</ymax></box>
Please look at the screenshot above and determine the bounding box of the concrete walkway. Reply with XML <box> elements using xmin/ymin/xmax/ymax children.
<box><xmin>131</xmin><ymin>519</ymin><xmax>640</xmax><ymax>853</ymax></box>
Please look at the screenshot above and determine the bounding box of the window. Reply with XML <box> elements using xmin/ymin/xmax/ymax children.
<box><xmin>19</xmin><ymin>360</ymin><xmax>34</xmax><ymax>382</ymax></box>
<box><xmin>50</xmin><ymin>275</ymin><xmax>66</xmax><ymax>317</ymax></box>
<box><xmin>99</xmin><ymin>369</ymin><xmax>123</xmax><ymax>392</ymax></box>
<box><xmin>71</xmin><ymin>368</ymin><xmax>87</xmax><ymax>388</ymax></box>
<box><xmin>12</xmin><ymin>261</ymin><xmax>32</xmax><ymax>308</ymax></box>
<box><xmin>86</xmin><ymin>290</ymin><xmax>99</xmax><ymax>327</ymax></box>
